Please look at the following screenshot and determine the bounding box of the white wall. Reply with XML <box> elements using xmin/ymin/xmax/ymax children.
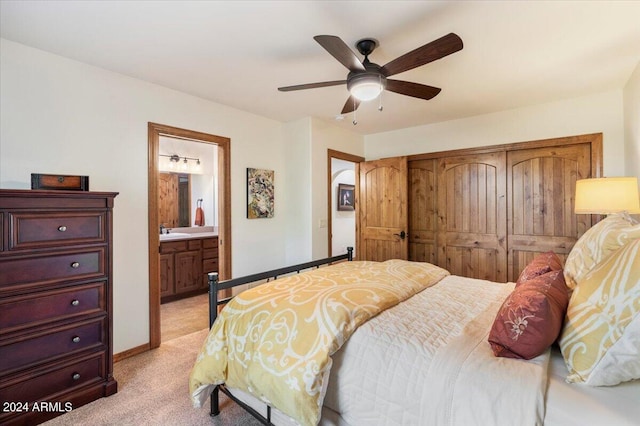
<box><xmin>624</xmin><ymin>61</ymin><xmax>640</xmax><ymax>180</ymax></box>
<box><xmin>0</xmin><ymin>38</ymin><xmax>292</xmax><ymax>353</ymax></box>
<box><xmin>190</xmin><ymin>174</ymin><xmax>216</xmax><ymax>227</ymax></box>
<box><xmin>282</xmin><ymin>117</ymin><xmax>313</xmax><ymax>265</ymax></box>
<box><xmin>310</xmin><ymin>118</ymin><xmax>364</xmax><ymax>259</ymax></box>
<box><xmin>364</xmin><ymin>90</ymin><xmax>626</xmax><ymax>178</ymax></box>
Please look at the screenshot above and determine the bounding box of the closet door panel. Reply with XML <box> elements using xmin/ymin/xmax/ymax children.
<box><xmin>507</xmin><ymin>143</ymin><xmax>592</xmax><ymax>281</ymax></box>
<box><xmin>445</xmin><ymin>245</ymin><xmax>498</xmax><ymax>281</ymax></box>
<box><xmin>437</xmin><ymin>152</ymin><xmax>507</xmax><ymax>282</ymax></box>
<box><xmin>408</xmin><ymin>160</ymin><xmax>437</xmax><ymax>264</ymax></box>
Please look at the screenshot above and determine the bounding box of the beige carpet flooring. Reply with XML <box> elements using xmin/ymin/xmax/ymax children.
<box><xmin>43</xmin><ymin>294</ymin><xmax>261</xmax><ymax>426</ymax></box>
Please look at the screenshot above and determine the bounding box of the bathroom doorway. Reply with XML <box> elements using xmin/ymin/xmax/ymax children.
<box><xmin>327</xmin><ymin>149</ymin><xmax>364</xmax><ymax>258</ymax></box>
<box><xmin>148</xmin><ymin>123</ymin><xmax>231</xmax><ymax>349</ymax></box>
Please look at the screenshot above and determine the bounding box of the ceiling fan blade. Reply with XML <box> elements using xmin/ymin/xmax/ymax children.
<box><xmin>386</xmin><ymin>80</ymin><xmax>441</xmax><ymax>100</ymax></box>
<box><xmin>341</xmin><ymin>96</ymin><xmax>361</xmax><ymax>114</ymax></box>
<box><xmin>381</xmin><ymin>33</ymin><xmax>463</xmax><ymax>77</ymax></box>
<box><xmin>278</xmin><ymin>80</ymin><xmax>346</xmax><ymax>92</ymax></box>
<box><xmin>314</xmin><ymin>35</ymin><xmax>366</xmax><ymax>72</ymax></box>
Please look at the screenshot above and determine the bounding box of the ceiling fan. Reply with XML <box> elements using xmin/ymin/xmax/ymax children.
<box><xmin>278</xmin><ymin>33</ymin><xmax>463</xmax><ymax>114</ymax></box>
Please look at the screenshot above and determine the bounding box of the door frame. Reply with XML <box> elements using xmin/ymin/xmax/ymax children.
<box><xmin>147</xmin><ymin>122</ymin><xmax>231</xmax><ymax>349</ymax></box>
<box><xmin>327</xmin><ymin>149</ymin><xmax>364</xmax><ymax>257</ymax></box>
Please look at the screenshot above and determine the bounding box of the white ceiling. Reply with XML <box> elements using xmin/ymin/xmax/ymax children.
<box><xmin>2</xmin><ymin>1</ymin><xmax>640</xmax><ymax>135</ymax></box>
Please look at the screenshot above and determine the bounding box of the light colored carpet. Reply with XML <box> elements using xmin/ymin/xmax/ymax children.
<box><xmin>43</xmin><ymin>329</ymin><xmax>261</xmax><ymax>426</ymax></box>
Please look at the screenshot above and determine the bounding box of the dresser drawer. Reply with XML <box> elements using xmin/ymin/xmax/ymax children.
<box><xmin>0</xmin><ymin>352</ymin><xmax>105</xmax><ymax>403</ymax></box>
<box><xmin>1</xmin><ymin>318</ymin><xmax>105</xmax><ymax>374</ymax></box>
<box><xmin>9</xmin><ymin>212</ymin><xmax>106</xmax><ymax>250</ymax></box>
<box><xmin>0</xmin><ymin>212</ymin><xmax>4</xmax><ymax>252</ymax></box>
<box><xmin>0</xmin><ymin>282</ymin><xmax>105</xmax><ymax>333</ymax></box>
<box><xmin>0</xmin><ymin>248</ymin><xmax>106</xmax><ymax>292</ymax></box>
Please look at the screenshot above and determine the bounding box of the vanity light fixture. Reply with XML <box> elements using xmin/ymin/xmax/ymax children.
<box><xmin>160</xmin><ymin>154</ymin><xmax>201</xmax><ymax>172</ymax></box>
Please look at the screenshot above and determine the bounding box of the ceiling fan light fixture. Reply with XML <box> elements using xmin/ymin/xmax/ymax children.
<box><xmin>278</xmin><ymin>33</ymin><xmax>463</xmax><ymax>115</ymax></box>
<box><xmin>348</xmin><ymin>73</ymin><xmax>386</xmax><ymax>102</ymax></box>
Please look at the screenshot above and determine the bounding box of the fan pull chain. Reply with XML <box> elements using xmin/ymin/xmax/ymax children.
<box><xmin>378</xmin><ymin>75</ymin><xmax>384</xmax><ymax>111</ymax></box>
<box><xmin>352</xmin><ymin>98</ymin><xmax>358</xmax><ymax>125</ymax></box>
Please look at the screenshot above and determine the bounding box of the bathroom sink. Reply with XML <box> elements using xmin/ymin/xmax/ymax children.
<box><xmin>159</xmin><ymin>232</ymin><xmax>191</xmax><ymax>240</ymax></box>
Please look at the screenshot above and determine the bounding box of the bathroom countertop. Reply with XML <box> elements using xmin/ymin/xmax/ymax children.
<box><xmin>159</xmin><ymin>231</ymin><xmax>218</xmax><ymax>242</ymax></box>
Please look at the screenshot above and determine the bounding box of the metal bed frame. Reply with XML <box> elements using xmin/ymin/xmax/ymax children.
<box><xmin>206</xmin><ymin>247</ymin><xmax>354</xmax><ymax>425</ymax></box>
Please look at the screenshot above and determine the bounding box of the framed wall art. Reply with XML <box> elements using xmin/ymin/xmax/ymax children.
<box><xmin>247</xmin><ymin>168</ymin><xmax>275</xmax><ymax>218</ymax></box>
<box><xmin>337</xmin><ymin>183</ymin><xmax>355</xmax><ymax>211</ymax></box>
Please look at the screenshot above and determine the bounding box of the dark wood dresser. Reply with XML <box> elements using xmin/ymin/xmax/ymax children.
<box><xmin>0</xmin><ymin>189</ymin><xmax>118</xmax><ymax>425</ymax></box>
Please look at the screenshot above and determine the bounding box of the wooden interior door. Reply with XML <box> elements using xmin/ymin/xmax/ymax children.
<box><xmin>507</xmin><ymin>143</ymin><xmax>592</xmax><ymax>281</ymax></box>
<box><xmin>358</xmin><ymin>156</ymin><xmax>408</xmax><ymax>261</ymax></box>
<box><xmin>158</xmin><ymin>172</ymin><xmax>178</xmax><ymax>228</ymax></box>
<box><xmin>408</xmin><ymin>159</ymin><xmax>438</xmax><ymax>264</ymax></box>
<box><xmin>437</xmin><ymin>152</ymin><xmax>507</xmax><ymax>282</ymax></box>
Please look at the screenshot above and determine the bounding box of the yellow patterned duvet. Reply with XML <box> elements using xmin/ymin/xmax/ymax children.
<box><xmin>189</xmin><ymin>259</ymin><xmax>449</xmax><ymax>426</ymax></box>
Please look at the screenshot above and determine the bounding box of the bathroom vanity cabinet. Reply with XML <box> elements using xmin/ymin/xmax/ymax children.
<box><xmin>160</xmin><ymin>236</ymin><xmax>218</xmax><ymax>303</ymax></box>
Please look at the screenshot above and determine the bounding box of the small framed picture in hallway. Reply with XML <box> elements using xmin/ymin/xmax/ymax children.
<box><xmin>338</xmin><ymin>184</ymin><xmax>355</xmax><ymax>211</ymax></box>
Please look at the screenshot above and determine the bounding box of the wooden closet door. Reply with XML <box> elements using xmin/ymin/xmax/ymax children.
<box><xmin>358</xmin><ymin>156</ymin><xmax>408</xmax><ymax>261</ymax></box>
<box><xmin>437</xmin><ymin>152</ymin><xmax>507</xmax><ymax>282</ymax></box>
<box><xmin>507</xmin><ymin>143</ymin><xmax>592</xmax><ymax>281</ymax></box>
<box><xmin>408</xmin><ymin>159</ymin><xmax>438</xmax><ymax>264</ymax></box>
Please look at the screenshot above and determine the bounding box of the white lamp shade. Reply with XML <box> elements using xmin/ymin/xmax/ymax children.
<box><xmin>347</xmin><ymin>72</ymin><xmax>386</xmax><ymax>102</ymax></box>
<box><xmin>350</xmin><ymin>81</ymin><xmax>383</xmax><ymax>101</ymax></box>
<box><xmin>575</xmin><ymin>177</ymin><xmax>640</xmax><ymax>214</ymax></box>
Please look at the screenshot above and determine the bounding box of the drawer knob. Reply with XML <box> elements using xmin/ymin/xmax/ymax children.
<box><xmin>71</xmin><ymin>299</ymin><xmax>80</xmax><ymax>306</ymax></box>
<box><xmin>72</xmin><ymin>373</ymin><xmax>81</xmax><ymax>381</ymax></box>
<box><xmin>58</xmin><ymin>225</ymin><xmax>67</xmax><ymax>232</ymax></box>
<box><xmin>71</xmin><ymin>262</ymin><xmax>80</xmax><ymax>268</ymax></box>
<box><xmin>72</xmin><ymin>336</ymin><xmax>81</xmax><ymax>343</ymax></box>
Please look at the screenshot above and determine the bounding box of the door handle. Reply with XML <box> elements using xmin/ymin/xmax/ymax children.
<box><xmin>394</xmin><ymin>231</ymin><xmax>407</xmax><ymax>240</ymax></box>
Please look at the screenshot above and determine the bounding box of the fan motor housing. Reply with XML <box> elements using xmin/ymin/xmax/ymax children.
<box><xmin>347</xmin><ymin>62</ymin><xmax>387</xmax><ymax>94</ymax></box>
<box><xmin>347</xmin><ymin>71</ymin><xmax>387</xmax><ymax>92</ymax></box>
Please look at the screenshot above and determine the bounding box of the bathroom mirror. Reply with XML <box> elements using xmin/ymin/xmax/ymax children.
<box><xmin>158</xmin><ymin>136</ymin><xmax>218</xmax><ymax>230</ymax></box>
<box><xmin>158</xmin><ymin>172</ymin><xmax>216</xmax><ymax>229</ymax></box>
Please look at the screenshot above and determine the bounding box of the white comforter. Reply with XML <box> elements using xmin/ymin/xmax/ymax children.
<box><xmin>322</xmin><ymin>275</ymin><xmax>549</xmax><ymax>426</ymax></box>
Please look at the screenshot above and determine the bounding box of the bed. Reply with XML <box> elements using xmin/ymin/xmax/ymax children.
<box><xmin>189</xmin><ymin>213</ymin><xmax>640</xmax><ymax>426</ymax></box>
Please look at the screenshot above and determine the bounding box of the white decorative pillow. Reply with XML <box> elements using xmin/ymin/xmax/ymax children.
<box><xmin>563</xmin><ymin>212</ymin><xmax>640</xmax><ymax>290</ymax></box>
<box><xmin>559</xmin><ymin>238</ymin><xmax>640</xmax><ymax>386</ymax></box>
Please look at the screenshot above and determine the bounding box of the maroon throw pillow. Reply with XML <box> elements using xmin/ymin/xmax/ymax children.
<box><xmin>515</xmin><ymin>251</ymin><xmax>563</xmax><ymax>287</ymax></box>
<box><xmin>489</xmin><ymin>269</ymin><xmax>569</xmax><ymax>360</ymax></box>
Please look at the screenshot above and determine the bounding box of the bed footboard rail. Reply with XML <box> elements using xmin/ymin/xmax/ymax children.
<box><xmin>207</xmin><ymin>247</ymin><xmax>353</xmax><ymax>327</ymax></box>
<box><xmin>206</xmin><ymin>247</ymin><xmax>353</xmax><ymax>420</ymax></box>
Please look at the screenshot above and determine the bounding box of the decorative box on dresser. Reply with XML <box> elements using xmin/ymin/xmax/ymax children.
<box><xmin>0</xmin><ymin>189</ymin><xmax>118</xmax><ymax>425</ymax></box>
